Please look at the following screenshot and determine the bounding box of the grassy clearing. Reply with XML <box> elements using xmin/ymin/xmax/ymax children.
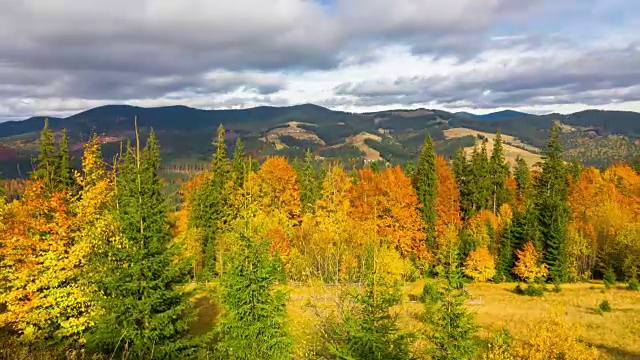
<box><xmin>282</xmin><ymin>281</ymin><xmax>640</xmax><ymax>359</ymax></box>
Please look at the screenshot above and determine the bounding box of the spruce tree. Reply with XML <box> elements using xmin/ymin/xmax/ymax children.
<box><xmin>88</xmin><ymin>129</ymin><xmax>199</xmax><ymax>358</ymax></box>
<box><xmin>232</xmin><ymin>136</ymin><xmax>247</xmax><ymax>187</ymax></box>
<box><xmin>294</xmin><ymin>149</ymin><xmax>322</xmax><ymax>213</ymax></box>
<box><xmin>535</xmin><ymin>121</ymin><xmax>570</xmax><ymax>283</ymax></box>
<box><xmin>422</xmin><ymin>246</ymin><xmax>479</xmax><ymax>360</ymax></box>
<box><xmin>216</xmin><ymin>232</ymin><xmax>292</xmax><ymax>360</ymax></box>
<box><xmin>489</xmin><ymin>130</ymin><xmax>510</xmax><ymax>214</ymax></box>
<box><xmin>470</xmin><ymin>140</ymin><xmax>491</xmax><ymax>213</ymax></box>
<box><xmin>415</xmin><ymin>134</ymin><xmax>438</xmax><ymax>248</ymax></box>
<box><xmin>32</xmin><ymin>118</ymin><xmax>57</xmax><ymax>191</ymax></box>
<box><xmin>324</xmin><ymin>245</ymin><xmax>413</xmax><ymax>360</ymax></box>
<box><xmin>495</xmin><ymin>223</ymin><xmax>515</xmax><ymax>282</ymax></box>
<box><xmin>56</xmin><ymin>128</ymin><xmax>75</xmax><ymax>190</ymax></box>
<box><xmin>453</xmin><ymin>147</ymin><xmax>473</xmax><ymax>220</ymax></box>
<box><xmin>513</xmin><ymin>156</ymin><xmax>530</xmax><ymax>201</ymax></box>
<box><xmin>190</xmin><ymin>124</ymin><xmax>233</xmax><ymax>277</ymax></box>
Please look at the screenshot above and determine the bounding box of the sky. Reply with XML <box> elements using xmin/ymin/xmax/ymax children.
<box><xmin>1</xmin><ymin>0</ymin><xmax>639</xmax><ymax>121</ymax></box>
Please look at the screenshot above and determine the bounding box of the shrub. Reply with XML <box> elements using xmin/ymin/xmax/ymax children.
<box><xmin>463</xmin><ymin>247</ymin><xmax>497</xmax><ymax>282</ymax></box>
<box><xmin>514</xmin><ymin>284</ymin><xmax>544</xmax><ymax>297</ymax></box>
<box><xmin>603</xmin><ymin>267</ymin><xmax>616</xmax><ymax>289</ymax></box>
<box><xmin>598</xmin><ymin>299</ymin><xmax>611</xmax><ymax>313</ymax></box>
<box><xmin>420</xmin><ymin>281</ymin><xmax>442</xmax><ymax>305</ymax></box>
<box><xmin>482</xmin><ymin>328</ymin><xmax>514</xmax><ymax>360</ymax></box>
<box><xmin>627</xmin><ymin>278</ymin><xmax>639</xmax><ymax>291</ymax></box>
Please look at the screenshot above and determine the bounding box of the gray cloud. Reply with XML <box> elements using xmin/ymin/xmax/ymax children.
<box><xmin>334</xmin><ymin>43</ymin><xmax>640</xmax><ymax>109</ymax></box>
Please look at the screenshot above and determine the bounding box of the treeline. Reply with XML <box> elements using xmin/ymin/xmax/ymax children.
<box><xmin>0</xmin><ymin>119</ymin><xmax>637</xmax><ymax>358</ymax></box>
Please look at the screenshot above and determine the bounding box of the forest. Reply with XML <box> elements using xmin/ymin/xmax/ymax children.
<box><xmin>0</xmin><ymin>119</ymin><xmax>638</xmax><ymax>359</ymax></box>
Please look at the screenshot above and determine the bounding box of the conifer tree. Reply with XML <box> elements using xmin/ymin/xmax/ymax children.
<box><xmin>232</xmin><ymin>136</ymin><xmax>247</xmax><ymax>187</ymax></box>
<box><xmin>32</xmin><ymin>118</ymin><xmax>57</xmax><ymax>191</ymax></box>
<box><xmin>56</xmin><ymin>128</ymin><xmax>75</xmax><ymax>190</ymax></box>
<box><xmin>88</xmin><ymin>129</ymin><xmax>199</xmax><ymax>358</ymax></box>
<box><xmin>535</xmin><ymin>121</ymin><xmax>570</xmax><ymax>282</ymax></box>
<box><xmin>513</xmin><ymin>156</ymin><xmax>530</xmax><ymax>201</ymax></box>
<box><xmin>324</xmin><ymin>244</ymin><xmax>413</xmax><ymax>360</ymax></box>
<box><xmin>190</xmin><ymin>125</ymin><xmax>233</xmax><ymax>277</ymax></box>
<box><xmin>422</xmin><ymin>246</ymin><xmax>479</xmax><ymax>360</ymax></box>
<box><xmin>495</xmin><ymin>223</ymin><xmax>515</xmax><ymax>282</ymax></box>
<box><xmin>453</xmin><ymin>147</ymin><xmax>473</xmax><ymax>220</ymax></box>
<box><xmin>489</xmin><ymin>131</ymin><xmax>510</xmax><ymax>214</ymax></box>
<box><xmin>470</xmin><ymin>140</ymin><xmax>492</xmax><ymax>213</ymax></box>
<box><xmin>216</xmin><ymin>231</ymin><xmax>292</xmax><ymax>360</ymax></box>
<box><xmin>415</xmin><ymin>134</ymin><xmax>438</xmax><ymax>248</ymax></box>
<box><xmin>294</xmin><ymin>149</ymin><xmax>322</xmax><ymax>213</ymax></box>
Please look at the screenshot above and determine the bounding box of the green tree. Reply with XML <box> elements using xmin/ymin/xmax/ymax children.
<box><xmin>232</xmin><ymin>136</ymin><xmax>247</xmax><ymax>187</ymax></box>
<box><xmin>56</xmin><ymin>128</ymin><xmax>75</xmax><ymax>190</ymax></box>
<box><xmin>294</xmin><ymin>149</ymin><xmax>323</xmax><ymax>213</ymax></box>
<box><xmin>190</xmin><ymin>125</ymin><xmax>233</xmax><ymax>277</ymax></box>
<box><xmin>323</xmin><ymin>245</ymin><xmax>413</xmax><ymax>360</ymax></box>
<box><xmin>489</xmin><ymin>131</ymin><xmax>510</xmax><ymax>214</ymax></box>
<box><xmin>414</xmin><ymin>134</ymin><xmax>438</xmax><ymax>248</ymax></box>
<box><xmin>495</xmin><ymin>223</ymin><xmax>515</xmax><ymax>282</ymax></box>
<box><xmin>535</xmin><ymin>121</ymin><xmax>570</xmax><ymax>283</ymax></box>
<box><xmin>422</xmin><ymin>246</ymin><xmax>479</xmax><ymax>360</ymax></box>
<box><xmin>513</xmin><ymin>156</ymin><xmax>530</xmax><ymax>201</ymax></box>
<box><xmin>216</xmin><ymin>232</ymin><xmax>292</xmax><ymax>360</ymax></box>
<box><xmin>453</xmin><ymin>148</ymin><xmax>473</xmax><ymax>220</ymax></box>
<box><xmin>470</xmin><ymin>140</ymin><xmax>492</xmax><ymax>213</ymax></box>
<box><xmin>88</xmin><ymin>129</ymin><xmax>200</xmax><ymax>358</ymax></box>
<box><xmin>32</xmin><ymin>118</ymin><xmax>57</xmax><ymax>191</ymax></box>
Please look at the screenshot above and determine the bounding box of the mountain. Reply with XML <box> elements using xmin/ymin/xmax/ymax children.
<box><xmin>0</xmin><ymin>103</ymin><xmax>638</xmax><ymax>178</ymax></box>
<box><xmin>475</xmin><ymin>110</ymin><xmax>532</xmax><ymax>120</ymax></box>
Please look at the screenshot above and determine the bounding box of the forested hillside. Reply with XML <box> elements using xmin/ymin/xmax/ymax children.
<box><xmin>0</xmin><ymin>104</ymin><xmax>638</xmax><ymax>179</ymax></box>
<box><xmin>1</xmin><ymin>120</ymin><xmax>638</xmax><ymax>359</ymax></box>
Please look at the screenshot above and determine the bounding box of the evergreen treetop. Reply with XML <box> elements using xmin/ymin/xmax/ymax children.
<box><xmin>414</xmin><ymin>134</ymin><xmax>438</xmax><ymax>248</ymax></box>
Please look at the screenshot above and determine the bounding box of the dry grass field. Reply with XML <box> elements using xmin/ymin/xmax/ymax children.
<box><xmin>284</xmin><ymin>280</ymin><xmax>640</xmax><ymax>359</ymax></box>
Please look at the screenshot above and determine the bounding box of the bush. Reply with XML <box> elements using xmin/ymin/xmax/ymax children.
<box><xmin>420</xmin><ymin>281</ymin><xmax>442</xmax><ymax>305</ymax></box>
<box><xmin>514</xmin><ymin>284</ymin><xmax>544</xmax><ymax>297</ymax></box>
<box><xmin>603</xmin><ymin>267</ymin><xmax>616</xmax><ymax>289</ymax></box>
<box><xmin>482</xmin><ymin>328</ymin><xmax>514</xmax><ymax>360</ymax></box>
<box><xmin>627</xmin><ymin>278</ymin><xmax>639</xmax><ymax>291</ymax></box>
<box><xmin>598</xmin><ymin>299</ymin><xmax>612</xmax><ymax>313</ymax></box>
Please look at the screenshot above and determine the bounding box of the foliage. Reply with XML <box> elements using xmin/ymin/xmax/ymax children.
<box><xmin>482</xmin><ymin>328</ymin><xmax>514</xmax><ymax>360</ymax></box>
<box><xmin>216</xmin><ymin>230</ymin><xmax>292</xmax><ymax>360</ymax></box>
<box><xmin>513</xmin><ymin>241</ymin><xmax>549</xmax><ymax>283</ymax></box>
<box><xmin>597</xmin><ymin>299</ymin><xmax>611</xmax><ymax>313</ymax></box>
<box><xmin>514</xmin><ymin>284</ymin><xmax>544</xmax><ymax>297</ymax></box>
<box><xmin>321</xmin><ymin>244</ymin><xmax>414</xmax><ymax>360</ymax></box>
<box><xmin>463</xmin><ymin>247</ymin><xmax>496</xmax><ymax>282</ymax></box>
<box><xmin>414</xmin><ymin>134</ymin><xmax>438</xmax><ymax>248</ymax></box>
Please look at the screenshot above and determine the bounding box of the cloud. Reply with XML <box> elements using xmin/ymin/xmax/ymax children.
<box><xmin>1</xmin><ymin>0</ymin><xmax>640</xmax><ymax>119</ymax></box>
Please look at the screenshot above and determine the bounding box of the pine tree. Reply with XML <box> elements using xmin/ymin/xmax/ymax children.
<box><xmin>489</xmin><ymin>131</ymin><xmax>510</xmax><ymax>214</ymax></box>
<box><xmin>32</xmin><ymin>118</ymin><xmax>57</xmax><ymax>191</ymax></box>
<box><xmin>453</xmin><ymin>148</ymin><xmax>473</xmax><ymax>220</ymax></box>
<box><xmin>324</xmin><ymin>244</ymin><xmax>413</xmax><ymax>360</ymax></box>
<box><xmin>216</xmin><ymin>232</ymin><xmax>292</xmax><ymax>360</ymax></box>
<box><xmin>415</xmin><ymin>134</ymin><xmax>438</xmax><ymax>248</ymax></box>
<box><xmin>232</xmin><ymin>136</ymin><xmax>247</xmax><ymax>187</ymax></box>
<box><xmin>88</xmin><ymin>128</ymin><xmax>199</xmax><ymax>358</ymax></box>
<box><xmin>56</xmin><ymin>128</ymin><xmax>75</xmax><ymax>190</ymax></box>
<box><xmin>513</xmin><ymin>156</ymin><xmax>530</xmax><ymax>202</ymax></box>
<box><xmin>495</xmin><ymin>223</ymin><xmax>515</xmax><ymax>282</ymax></box>
<box><xmin>535</xmin><ymin>121</ymin><xmax>570</xmax><ymax>283</ymax></box>
<box><xmin>190</xmin><ymin>125</ymin><xmax>233</xmax><ymax>277</ymax></box>
<box><xmin>422</xmin><ymin>246</ymin><xmax>479</xmax><ymax>360</ymax></box>
<box><xmin>294</xmin><ymin>149</ymin><xmax>322</xmax><ymax>213</ymax></box>
<box><xmin>470</xmin><ymin>140</ymin><xmax>492</xmax><ymax>213</ymax></box>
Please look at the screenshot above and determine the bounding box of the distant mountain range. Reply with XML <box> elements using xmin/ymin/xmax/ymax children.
<box><xmin>0</xmin><ymin>104</ymin><xmax>638</xmax><ymax>177</ymax></box>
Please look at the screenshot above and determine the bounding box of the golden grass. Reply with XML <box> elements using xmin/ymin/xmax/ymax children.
<box><xmin>285</xmin><ymin>281</ymin><xmax>640</xmax><ymax>359</ymax></box>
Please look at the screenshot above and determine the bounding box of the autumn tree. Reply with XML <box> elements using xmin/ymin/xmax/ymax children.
<box><xmin>415</xmin><ymin>134</ymin><xmax>438</xmax><ymax>248</ymax></box>
<box><xmin>88</xmin><ymin>130</ymin><xmax>200</xmax><ymax>358</ymax></box>
<box><xmin>535</xmin><ymin>121</ymin><xmax>570</xmax><ymax>282</ymax></box>
<box><xmin>513</xmin><ymin>241</ymin><xmax>548</xmax><ymax>283</ymax></box>
<box><xmin>464</xmin><ymin>247</ymin><xmax>496</xmax><ymax>282</ymax></box>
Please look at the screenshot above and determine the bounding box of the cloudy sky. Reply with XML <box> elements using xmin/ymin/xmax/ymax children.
<box><xmin>1</xmin><ymin>0</ymin><xmax>639</xmax><ymax>121</ymax></box>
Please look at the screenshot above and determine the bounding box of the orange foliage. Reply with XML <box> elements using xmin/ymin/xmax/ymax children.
<box><xmin>249</xmin><ymin>156</ymin><xmax>301</xmax><ymax>221</ymax></box>
<box><xmin>350</xmin><ymin>166</ymin><xmax>427</xmax><ymax>259</ymax></box>
<box><xmin>513</xmin><ymin>241</ymin><xmax>548</xmax><ymax>283</ymax></box>
<box><xmin>434</xmin><ymin>156</ymin><xmax>461</xmax><ymax>238</ymax></box>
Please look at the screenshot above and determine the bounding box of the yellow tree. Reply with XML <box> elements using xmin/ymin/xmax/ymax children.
<box><xmin>513</xmin><ymin>241</ymin><xmax>548</xmax><ymax>283</ymax></box>
<box><xmin>463</xmin><ymin>247</ymin><xmax>496</xmax><ymax>282</ymax></box>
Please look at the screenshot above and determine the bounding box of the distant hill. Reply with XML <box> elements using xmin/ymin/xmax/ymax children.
<box><xmin>0</xmin><ymin>103</ymin><xmax>638</xmax><ymax>177</ymax></box>
<box><xmin>475</xmin><ymin>110</ymin><xmax>532</xmax><ymax>120</ymax></box>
